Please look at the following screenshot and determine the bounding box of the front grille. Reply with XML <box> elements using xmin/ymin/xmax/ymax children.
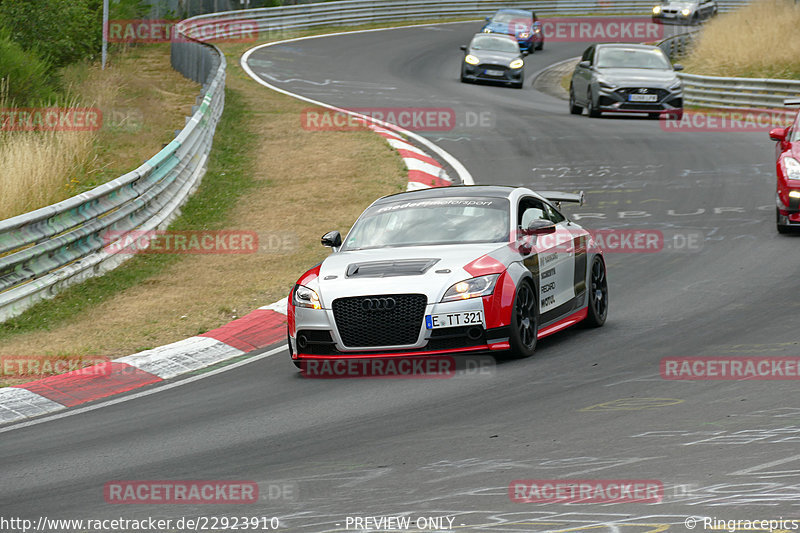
<box><xmin>479</xmin><ymin>64</ymin><xmax>508</xmax><ymax>76</ymax></box>
<box><xmin>333</xmin><ymin>294</ymin><xmax>427</xmax><ymax>347</ymax></box>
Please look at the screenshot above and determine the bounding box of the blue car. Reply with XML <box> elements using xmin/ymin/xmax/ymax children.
<box><xmin>481</xmin><ymin>9</ymin><xmax>544</xmax><ymax>53</ymax></box>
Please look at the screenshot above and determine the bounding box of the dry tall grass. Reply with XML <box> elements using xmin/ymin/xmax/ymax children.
<box><xmin>682</xmin><ymin>0</ymin><xmax>800</xmax><ymax>78</ymax></box>
<box><xmin>0</xmin><ymin>46</ymin><xmax>197</xmax><ymax>222</ymax></box>
<box><xmin>0</xmin><ymin>126</ymin><xmax>95</xmax><ymax>219</ymax></box>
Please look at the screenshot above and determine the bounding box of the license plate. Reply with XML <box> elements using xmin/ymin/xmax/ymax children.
<box><xmin>629</xmin><ymin>94</ymin><xmax>659</xmax><ymax>102</ymax></box>
<box><xmin>484</xmin><ymin>69</ymin><xmax>504</xmax><ymax>76</ymax></box>
<box><xmin>426</xmin><ymin>311</ymin><xmax>484</xmax><ymax>329</ymax></box>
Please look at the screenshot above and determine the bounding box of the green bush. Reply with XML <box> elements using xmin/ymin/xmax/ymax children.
<box><xmin>0</xmin><ymin>29</ymin><xmax>57</xmax><ymax>105</ymax></box>
<box><xmin>0</xmin><ymin>0</ymin><xmax>101</xmax><ymax>69</ymax></box>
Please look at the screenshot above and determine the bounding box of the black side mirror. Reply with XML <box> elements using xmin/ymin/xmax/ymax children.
<box><xmin>460</xmin><ymin>45</ymin><xmax>467</xmax><ymax>51</ymax></box>
<box><xmin>525</xmin><ymin>219</ymin><xmax>557</xmax><ymax>235</ymax></box>
<box><xmin>485</xmin><ymin>16</ymin><xmax>491</xmax><ymax>22</ymax></box>
<box><xmin>578</xmin><ymin>60</ymin><xmax>591</xmax><ymax>69</ymax></box>
<box><xmin>321</xmin><ymin>230</ymin><xmax>342</xmax><ymax>248</ymax></box>
<box><xmin>673</xmin><ymin>63</ymin><xmax>684</xmax><ymax>71</ymax></box>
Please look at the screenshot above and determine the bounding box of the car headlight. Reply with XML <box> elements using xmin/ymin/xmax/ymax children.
<box><xmin>533</xmin><ymin>27</ymin><xmax>541</xmax><ymax>33</ymax></box>
<box><xmin>681</xmin><ymin>7</ymin><xmax>691</xmax><ymax>15</ymax></box>
<box><xmin>652</xmin><ymin>5</ymin><xmax>662</xmax><ymax>14</ymax></box>
<box><xmin>293</xmin><ymin>285</ymin><xmax>321</xmax><ymax>309</ymax></box>
<box><xmin>442</xmin><ymin>274</ymin><xmax>500</xmax><ymax>302</ymax></box>
<box><xmin>465</xmin><ymin>54</ymin><xmax>480</xmax><ymax>65</ymax></box>
<box><xmin>509</xmin><ymin>58</ymin><xmax>524</xmax><ymax>69</ymax></box>
<box><xmin>668</xmin><ymin>79</ymin><xmax>683</xmax><ymax>90</ymax></box>
<box><xmin>785</xmin><ymin>157</ymin><xmax>800</xmax><ymax>181</ymax></box>
<box><xmin>483</xmin><ymin>28</ymin><xmax>493</xmax><ymax>33</ymax></box>
<box><xmin>789</xmin><ymin>190</ymin><xmax>800</xmax><ymax>199</ymax></box>
<box><xmin>518</xmin><ymin>32</ymin><xmax>531</xmax><ymax>38</ymax></box>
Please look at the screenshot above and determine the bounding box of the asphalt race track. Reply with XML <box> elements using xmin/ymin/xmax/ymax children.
<box><xmin>2</xmin><ymin>20</ymin><xmax>800</xmax><ymax>532</ymax></box>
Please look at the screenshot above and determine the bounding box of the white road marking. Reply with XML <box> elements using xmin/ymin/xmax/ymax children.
<box><xmin>240</xmin><ymin>24</ymin><xmax>474</xmax><ymax>185</ymax></box>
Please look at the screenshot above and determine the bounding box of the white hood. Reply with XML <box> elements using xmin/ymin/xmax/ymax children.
<box><xmin>316</xmin><ymin>242</ymin><xmax>507</xmax><ymax>306</ymax></box>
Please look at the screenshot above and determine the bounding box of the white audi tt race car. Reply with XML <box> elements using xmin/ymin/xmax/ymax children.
<box><xmin>287</xmin><ymin>186</ymin><xmax>607</xmax><ymax>367</ymax></box>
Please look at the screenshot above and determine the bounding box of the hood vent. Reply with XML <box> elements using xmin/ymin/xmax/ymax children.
<box><xmin>345</xmin><ymin>259</ymin><xmax>440</xmax><ymax>278</ymax></box>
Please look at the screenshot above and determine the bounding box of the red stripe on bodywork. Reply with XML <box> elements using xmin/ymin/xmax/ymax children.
<box><xmin>482</xmin><ymin>270</ymin><xmax>516</xmax><ymax>330</ymax></box>
<box><xmin>200</xmin><ymin>309</ymin><xmax>287</xmax><ymax>352</ymax></box>
<box><xmin>297</xmin><ymin>345</ymin><xmax>489</xmax><ymax>360</ymax></box>
<box><xmin>407</xmin><ymin>170</ymin><xmax>450</xmax><ymax>187</ymax></box>
<box><xmin>397</xmin><ymin>149</ymin><xmax>440</xmax><ymax>167</ymax></box>
<box><xmin>538</xmin><ymin>308</ymin><xmax>588</xmax><ymax>339</ymax></box>
<box><xmin>17</xmin><ymin>362</ymin><xmax>162</xmax><ymax>407</ymax></box>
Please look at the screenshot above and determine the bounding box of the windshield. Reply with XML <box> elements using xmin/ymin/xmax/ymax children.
<box><xmin>791</xmin><ymin>111</ymin><xmax>800</xmax><ymax>142</ymax></box>
<box><xmin>596</xmin><ymin>48</ymin><xmax>671</xmax><ymax>69</ymax></box>
<box><xmin>470</xmin><ymin>35</ymin><xmax>520</xmax><ymax>54</ymax></box>
<box><xmin>491</xmin><ymin>12</ymin><xmax>532</xmax><ymax>24</ymax></box>
<box><xmin>342</xmin><ymin>197</ymin><xmax>510</xmax><ymax>251</ymax></box>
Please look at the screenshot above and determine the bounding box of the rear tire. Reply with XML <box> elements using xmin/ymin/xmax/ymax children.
<box><xmin>508</xmin><ymin>280</ymin><xmax>538</xmax><ymax>358</ymax></box>
<box><xmin>583</xmin><ymin>256</ymin><xmax>608</xmax><ymax>327</ymax></box>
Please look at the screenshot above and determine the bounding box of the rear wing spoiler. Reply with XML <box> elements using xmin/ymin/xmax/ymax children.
<box><xmin>785</xmin><ymin>98</ymin><xmax>800</xmax><ymax>106</ymax></box>
<box><xmin>539</xmin><ymin>190</ymin><xmax>585</xmax><ymax>208</ymax></box>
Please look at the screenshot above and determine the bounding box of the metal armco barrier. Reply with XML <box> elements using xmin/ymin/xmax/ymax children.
<box><xmin>0</xmin><ymin>0</ymin><xmax>762</xmax><ymax>322</ymax></box>
<box><xmin>680</xmin><ymin>73</ymin><xmax>800</xmax><ymax>109</ymax></box>
<box><xmin>657</xmin><ymin>31</ymin><xmax>800</xmax><ymax>109</ymax></box>
<box><xmin>179</xmin><ymin>0</ymin><xmax>748</xmax><ymax>41</ymax></box>
<box><xmin>0</xmin><ymin>37</ymin><xmax>225</xmax><ymax>321</ymax></box>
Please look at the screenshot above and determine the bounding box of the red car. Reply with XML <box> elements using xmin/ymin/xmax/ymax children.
<box><xmin>770</xmin><ymin>100</ymin><xmax>800</xmax><ymax>233</ymax></box>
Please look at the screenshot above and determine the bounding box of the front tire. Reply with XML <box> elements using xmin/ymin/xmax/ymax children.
<box><xmin>587</xmin><ymin>89</ymin><xmax>601</xmax><ymax>118</ymax></box>
<box><xmin>584</xmin><ymin>256</ymin><xmax>608</xmax><ymax>327</ymax></box>
<box><xmin>777</xmin><ymin>208</ymin><xmax>792</xmax><ymax>234</ymax></box>
<box><xmin>569</xmin><ymin>87</ymin><xmax>582</xmax><ymax>115</ymax></box>
<box><xmin>509</xmin><ymin>280</ymin><xmax>538</xmax><ymax>358</ymax></box>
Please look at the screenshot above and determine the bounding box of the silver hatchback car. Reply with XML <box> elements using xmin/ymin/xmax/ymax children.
<box><xmin>569</xmin><ymin>43</ymin><xmax>684</xmax><ymax>119</ymax></box>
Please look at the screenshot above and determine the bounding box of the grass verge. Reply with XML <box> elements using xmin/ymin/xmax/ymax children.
<box><xmin>681</xmin><ymin>0</ymin><xmax>800</xmax><ymax>79</ymax></box>
<box><xmin>0</xmin><ymin>46</ymin><xmax>199</xmax><ymax>220</ymax></box>
<box><xmin>0</xmin><ymin>34</ymin><xmax>407</xmax><ymax>383</ymax></box>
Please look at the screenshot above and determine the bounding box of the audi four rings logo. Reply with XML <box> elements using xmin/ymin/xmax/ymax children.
<box><xmin>362</xmin><ymin>297</ymin><xmax>397</xmax><ymax>311</ymax></box>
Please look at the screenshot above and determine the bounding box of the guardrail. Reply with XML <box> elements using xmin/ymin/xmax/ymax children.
<box><xmin>657</xmin><ymin>31</ymin><xmax>800</xmax><ymax>109</ymax></box>
<box><xmin>0</xmin><ymin>38</ymin><xmax>226</xmax><ymax>321</ymax></box>
<box><xmin>0</xmin><ymin>0</ymin><xmax>756</xmax><ymax>322</ymax></box>
<box><xmin>680</xmin><ymin>73</ymin><xmax>800</xmax><ymax>109</ymax></box>
<box><xmin>179</xmin><ymin>0</ymin><xmax>748</xmax><ymax>40</ymax></box>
